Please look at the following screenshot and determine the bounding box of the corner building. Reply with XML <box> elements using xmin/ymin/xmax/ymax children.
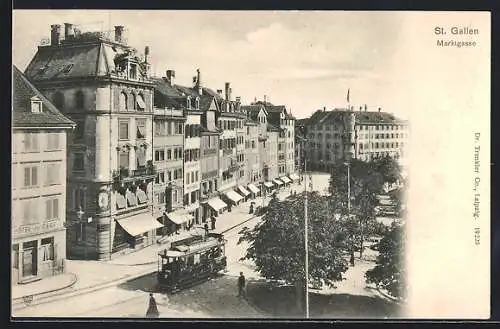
<box><xmin>25</xmin><ymin>24</ymin><xmax>162</xmax><ymax>260</ymax></box>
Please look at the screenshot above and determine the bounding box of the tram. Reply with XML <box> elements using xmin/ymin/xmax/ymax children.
<box><xmin>157</xmin><ymin>232</ymin><xmax>227</xmax><ymax>293</ymax></box>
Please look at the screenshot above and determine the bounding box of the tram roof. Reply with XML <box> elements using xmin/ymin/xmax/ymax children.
<box><xmin>159</xmin><ymin>236</ymin><xmax>224</xmax><ymax>258</ymax></box>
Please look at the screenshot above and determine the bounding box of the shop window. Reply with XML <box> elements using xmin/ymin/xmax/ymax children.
<box><xmin>41</xmin><ymin>237</ymin><xmax>55</xmax><ymax>261</ymax></box>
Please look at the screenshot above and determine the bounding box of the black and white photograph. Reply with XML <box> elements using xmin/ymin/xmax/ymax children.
<box><xmin>11</xmin><ymin>10</ymin><xmax>490</xmax><ymax>319</ymax></box>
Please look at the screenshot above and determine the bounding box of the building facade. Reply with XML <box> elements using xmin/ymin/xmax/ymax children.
<box><xmin>152</xmin><ymin>76</ymin><xmax>186</xmax><ymax>236</ymax></box>
<box><xmin>25</xmin><ymin>24</ymin><xmax>161</xmax><ymax>260</ymax></box>
<box><xmin>12</xmin><ymin>66</ymin><xmax>75</xmax><ymax>284</ymax></box>
<box><xmin>305</xmin><ymin>107</ymin><xmax>409</xmax><ymax>170</ymax></box>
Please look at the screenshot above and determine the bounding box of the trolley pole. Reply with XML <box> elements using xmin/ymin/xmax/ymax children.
<box><xmin>304</xmin><ymin>157</ymin><xmax>309</xmax><ymax>319</ymax></box>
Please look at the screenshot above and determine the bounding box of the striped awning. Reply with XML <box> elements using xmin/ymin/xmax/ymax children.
<box><xmin>273</xmin><ymin>179</ymin><xmax>284</xmax><ymax>186</ymax></box>
<box><xmin>281</xmin><ymin>176</ymin><xmax>292</xmax><ymax>184</ymax></box>
<box><xmin>117</xmin><ymin>213</ymin><xmax>163</xmax><ymax>236</ymax></box>
<box><xmin>247</xmin><ymin>184</ymin><xmax>260</xmax><ymax>194</ymax></box>
<box><xmin>166</xmin><ymin>211</ymin><xmax>193</xmax><ymax>225</ymax></box>
<box><xmin>226</xmin><ymin>190</ymin><xmax>243</xmax><ymax>203</ymax></box>
<box><xmin>207</xmin><ymin>197</ymin><xmax>227</xmax><ymax>212</ymax></box>
<box><xmin>238</xmin><ymin>185</ymin><xmax>251</xmax><ymax>196</ymax></box>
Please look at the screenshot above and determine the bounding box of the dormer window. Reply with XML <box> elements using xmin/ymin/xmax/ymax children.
<box><xmin>195</xmin><ymin>97</ymin><xmax>200</xmax><ymax>110</ymax></box>
<box><xmin>186</xmin><ymin>96</ymin><xmax>191</xmax><ymax>109</ymax></box>
<box><xmin>30</xmin><ymin>96</ymin><xmax>42</xmax><ymax>113</ymax></box>
<box><xmin>129</xmin><ymin>63</ymin><xmax>137</xmax><ymax>80</ymax></box>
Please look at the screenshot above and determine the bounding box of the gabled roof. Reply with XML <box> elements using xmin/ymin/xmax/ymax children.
<box><xmin>241</xmin><ymin>104</ymin><xmax>266</xmax><ymax>121</ymax></box>
<box><xmin>306</xmin><ymin>109</ymin><xmax>406</xmax><ymax>126</ymax></box>
<box><xmin>153</xmin><ymin>78</ymin><xmax>186</xmax><ymax>109</ymax></box>
<box><xmin>13</xmin><ymin>66</ymin><xmax>75</xmax><ymax>128</ymax></box>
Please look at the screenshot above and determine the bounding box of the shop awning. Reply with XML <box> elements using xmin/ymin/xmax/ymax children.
<box><xmin>247</xmin><ymin>184</ymin><xmax>260</xmax><ymax>194</ymax></box>
<box><xmin>116</xmin><ymin>194</ymin><xmax>126</xmax><ymax>209</ymax></box>
<box><xmin>207</xmin><ymin>197</ymin><xmax>227</xmax><ymax>212</ymax></box>
<box><xmin>281</xmin><ymin>176</ymin><xmax>292</xmax><ymax>184</ymax></box>
<box><xmin>264</xmin><ymin>181</ymin><xmax>274</xmax><ymax>188</ymax></box>
<box><xmin>238</xmin><ymin>185</ymin><xmax>251</xmax><ymax>196</ymax></box>
<box><xmin>137</xmin><ymin>189</ymin><xmax>147</xmax><ymax>204</ymax></box>
<box><xmin>289</xmin><ymin>173</ymin><xmax>300</xmax><ymax>181</ymax></box>
<box><xmin>117</xmin><ymin>213</ymin><xmax>163</xmax><ymax>237</ymax></box>
<box><xmin>226</xmin><ymin>190</ymin><xmax>243</xmax><ymax>203</ymax></box>
<box><xmin>273</xmin><ymin>179</ymin><xmax>284</xmax><ymax>186</ymax></box>
<box><xmin>166</xmin><ymin>211</ymin><xmax>192</xmax><ymax>225</ymax></box>
<box><xmin>126</xmin><ymin>192</ymin><xmax>138</xmax><ymax>207</ymax></box>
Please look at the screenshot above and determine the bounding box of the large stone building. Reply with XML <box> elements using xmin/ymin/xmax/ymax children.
<box><xmin>24</xmin><ymin>24</ymin><xmax>162</xmax><ymax>260</ymax></box>
<box><xmin>304</xmin><ymin>107</ymin><xmax>409</xmax><ymax>170</ymax></box>
<box><xmin>12</xmin><ymin>66</ymin><xmax>75</xmax><ymax>283</ymax></box>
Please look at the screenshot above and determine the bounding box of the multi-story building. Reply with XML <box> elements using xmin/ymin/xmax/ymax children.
<box><xmin>305</xmin><ymin>107</ymin><xmax>409</xmax><ymax>170</ymax></box>
<box><xmin>12</xmin><ymin>66</ymin><xmax>75</xmax><ymax>284</ymax></box>
<box><xmin>25</xmin><ymin>24</ymin><xmax>162</xmax><ymax>260</ymax></box>
<box><xmin>152</xmin><ymin>74</ymin><xmax>186</xmax><ymax>236</ymax></box>
<box><xmin>294</xmin><ymin>118</ymin><xmax>308</xmax><ymax>174</ymax></box>
<box><xmin>244</xmin><ymin>118</ymin><xmax>260</xmax><ymax>184</ymax></box>
<box><xmin>214</xmin><ymin>83</ymin><xmax>245</xmax><ymax>207</ymax></box>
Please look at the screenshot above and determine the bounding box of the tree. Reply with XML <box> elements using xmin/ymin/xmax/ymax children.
<box><xmin>238</xmin><ymin>191</ymin><xmax>349</xmax><ymax>314</ymax></box>
<box><xmin>374</xmin><ymin>155</ymin><xmax>402</xmax><ymax>187</ymax></box>
<box><xmin>328</xmin><ymin>159</ymin><xmax>384</xmax><ymax>260</ymax></box>
<box><xmin>389</xmin><ymin>187</ymin><xmax>406</xmax><ymax>218</ymax></box>
<box><xmin>365</xmin><ymin>223</ymin><xmax>406</xmax><ymax>299</ymax></box>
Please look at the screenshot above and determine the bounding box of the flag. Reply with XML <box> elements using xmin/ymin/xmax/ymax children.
<box><xmin>347</xmin><ymin>88</ymin><xmax>350</xmax><ymax>103</ymax></box>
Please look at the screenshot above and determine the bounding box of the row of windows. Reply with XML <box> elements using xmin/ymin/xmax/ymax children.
<box><xmin>184</xmin><ymin>149</ymin><xmax>200</xmax><ymax>162</ymax></box>
<box><xmin>119</xmin><ymin>119</ymin><xmax>147</xmax><ymax>140</ymax></box>
<box><xmin>155</xmin><ymin>188</ymin><xmax>180</xmax><ymax>205</ymax></box>
<box><xmin>155</xmin><ymin>168</ymin><xmax>183</xmax><ymax>184</ymax></box>
<box><xmin>117</xmin><ymin>148</ymin><xmax>147</xmax><ymax>170</ymax></box>
<box><xmin>185</xmin><ymin>124</ymin><xmax>202</xmax><ymax>138</ymax></box>
<box><xmin>16</xmin><ymin>132</ymin><xmax>62</xmax><ymax>153</ymax></box>
<box><xmin>359</xmin><ymin>133</ymin><xmax>409</xmax><ymax>139</ymax></box>
<box><xmin>118</xmin><ymin>91</ymin><xmax>147</xmax><ymax>112</ymax></box>
<box><xmin>154</xmin><ymin>121</ymin><xmax>184</xmax><ymax>136</ymax></box>
<box><xmin>14</xmin><ymin>196</ymin><xmax>60</xmax><ymax>225</ymax></box>
<box><xmin>220</xmin><ymin>138</ymin><xmax>236</xmax><ymax>150</ymax></box>
<box><xmin>312</xmin><ymin>124</ymin><xmax>406</xmax><ymax>131</ymax></box>
<box><xmin>16</xmin><ymin>162</ymin><xmax>62</xmax><ymax>188</ymax></box>
<box><xmin>154</xmin><ymin>147</ymin><xmax>183</xmax><ymax>162</ymax></box>
<box><xmin>237</xmin><ymin>154</ymin><xmax>245</xmax><ymax>162</ymax></box>
<box><xmin>245</xmin><ymin>140</ymin><xmax>257</xmax><ymax>149</ymax></box>
<box><xmin>184</xmin><ymin>190</ymin><xmax>200</xmax><ymax>206</ymax></box>
<box><xmin>218</xmin><ymin>119</ymin><xmax>244</xmax><ymax>131</ymax></box>
<box><xmin>186</xmin><ymin>171</ymin><xmax>200</xmax><ymax>185</ymax></box>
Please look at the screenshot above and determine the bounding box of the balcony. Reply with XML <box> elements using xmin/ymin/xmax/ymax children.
<box><xmin>202</xmin><ymin>170</ymin><xmax>218</xmax><ymax>180</ymax></box>
<box><xmin>113</xmin><ymin>164</ymin><xmax>156</xmax><ymax>182</ymax></box>
<box><xmin>203</xmin><ymin>148</ymin><xmax>218</xmax><ymax>156</ymax></box>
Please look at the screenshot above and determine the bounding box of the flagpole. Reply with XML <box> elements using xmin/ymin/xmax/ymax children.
<box><xmin>304</xmin><ymin>157</ymin><xmax>309</xmax><ymax>318</ymax></box>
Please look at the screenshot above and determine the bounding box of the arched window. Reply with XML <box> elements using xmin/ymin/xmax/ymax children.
<box><xmin>195</xmin><ymin>97</ymin><xmax>200</xmax><ymax>110</ymax></box>
<box><xmin>119</xmin><ymin>92</ymin><xmax>128</xmax><ymax>111</ymax></box>
<box><xmin>186</xmin><ymin>96</ymin><xmax>191</xmax><ymax>109</ymax></box>
<box><xmin>52</xmin><ymin>91</ymin><xmax>65</xmax><ymax>110</ymax></box>
<box><xmin>75</xmin><ymin>90</ymin><xmax>85</xmax><ymax>109</ymax></box>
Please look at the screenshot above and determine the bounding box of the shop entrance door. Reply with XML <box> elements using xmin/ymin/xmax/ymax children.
<box><xmin>22</xmin><ymin>241</ymin><xmax>38</xmax><ymax>277</ymax></box>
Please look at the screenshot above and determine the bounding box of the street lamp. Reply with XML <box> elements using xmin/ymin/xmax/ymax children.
<box><xmin>344</xmin><ymin>155</ymin><xmax>355</xmax><ymax>266</ymax></box>
<box><xmin>76</xmin><ymin>206</ymin><xmax>87</xmax><ymax>260</ymax></box>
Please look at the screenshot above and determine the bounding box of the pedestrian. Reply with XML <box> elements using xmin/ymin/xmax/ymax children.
<box><xmin>237</xmin><ymin>272</ymin><xmax>246</xmax><ymax>298</ymax></box>
<box><xmin>204</xmin><ymin>222</ymin><xmax>209</xmax><ymax>235</ymax></box>
<box><xmin>249</xmin><ymin>203</ymin><xmax>254</xmax><ymax>214</ymax></box>
<box><xmin>146</xmin><ymin>293</ymin><xmax>159</xmax><ymax>318</ymax></box>
<box><xmin>211</xmin><ymin>215</ymin><xmax>216</xmax><ymax>230</ymax></box>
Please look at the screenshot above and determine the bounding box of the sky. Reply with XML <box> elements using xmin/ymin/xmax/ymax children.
<box><xmin>13</xmin><ymin>10</ymin><xmax>409</xmax><ymax>119</ymax></box>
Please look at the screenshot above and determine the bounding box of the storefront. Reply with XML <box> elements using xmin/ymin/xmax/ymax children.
<box><xmin>247</xmin><ymin>183</ymin><xmax>260</xmax><ymax>198</ymax></box>
<box><xmin>114</xmin><ymin>213</ymin><xmax>163</xmax><ymax>251</ymax></box>
<box><xmin>263</xmin><ymin>181</ymin><xmax>275</xmax><ymax>193</ymax></box>
<box><xmin>205</xmin><ymin>197</ymin><xmax>228</xmax><ymax>218</ymax></box>
<box><xmin>165</xmin><ymin>210</ymin><xmax>193</xmax><ymax>234</ymax></box>
<box><xmin>224</xmin><ymin>190</ymin><xmax>244</xmax><ymax>207</ymax></box>
<box><xmin>237</xmin><ymin>185</ymin><xmax>251</xmax><ymax>202</ymax></box>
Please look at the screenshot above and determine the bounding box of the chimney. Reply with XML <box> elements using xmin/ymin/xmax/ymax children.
<box><xmin>50</xmin><ymin>24</ymin><xmax>61</xmax><ymax>46</ymax></box>
<box><xmin>166</xmin><ymin>70</ymin><xmax>176</xmax><ymax>86</ymax></box>
<box><xmin>364</xmin><ymin>104</ymin><xmax>368</xmax><ymax>112</ymax></box>
<box><xmin>114</xmin><ymin>26</ymin><xmax>124</xmax><ymax>43</ymax></box>
<box><xmin>359</xmin><ymin>106</ymin><xmax>362</xmax><ymax>111</ymax></box>
<box><xmin>264</xmin><ymin>95</ymin><xmax>267</xmax><ymax>103</ymax></box>
<box><xmin>192</xmin><ymin>76</ymin><xmax>197</xmax><ymax>85</ymax></box>
<box><xmin>196</xmin><ymin>69</ymin><xmax>202</xmax><ymax>95</ymax></box>
<box><xmin>225</xmin><ymin>82</ymin><xmax>231</xmax><ymax>101</ymax></box>
<box><xmin>235</xmin><ymin>96</ymin><xmax>241</xmax><ymax>103</ymax></box>
<box><xmin>378</xmin><ymin>107</ymin><xmax>381</xmax><ymax>113</ymax></box>
<box><xmin>323</xmin><ymin>106</ymin><xmax>326</xmax><ymax>112</ymax></box>
<box><xmin>144</xmin><ymin>46</ymin><xmax>150</xmax><ymax>64</ymax></box>
<box><xmin>217</xmin><ymin>89</ymin><xmax>223</xmax><ymax>97</ymax></box>
<box><xmin>64</xmin><ymin>23</ymin><xmax>74</xmax><ymax>40</ymax></box>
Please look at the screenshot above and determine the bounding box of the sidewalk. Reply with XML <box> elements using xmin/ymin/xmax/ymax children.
<box><xmin>12</xmin><ymin>273</ymin><xmax>77</xmax><ymax>300</ymax></box>
<box><xmin>11</xmin><ymin>180</ymin><xmax>302</xmax><ymax>302</ymax></box>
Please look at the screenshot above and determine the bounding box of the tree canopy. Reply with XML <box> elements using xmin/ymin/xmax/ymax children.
<box><xmin>365</xmin><ymin>223</ymin><xmax>406</xmax><ymax>299</ymax></box>
<box><xmin>238</xmin><ymin>192</ymin><xmax>350</xmax><ymax>309</ymax></box>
